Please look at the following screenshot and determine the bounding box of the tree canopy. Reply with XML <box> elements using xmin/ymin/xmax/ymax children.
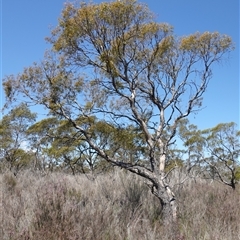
<box><xmin>2</xmin><ymin>0</ymin><xmax>234</xmax><ymax>223</ymax></box>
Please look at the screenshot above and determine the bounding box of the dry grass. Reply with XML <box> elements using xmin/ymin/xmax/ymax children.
<box><xmin>1</xmin><ymin>169</ymin><xmax>240</xmax><ymax>240</ymax></box>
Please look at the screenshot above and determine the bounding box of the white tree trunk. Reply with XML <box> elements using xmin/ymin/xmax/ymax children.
<box><xmin>156</xmin><ymin>178</ymin><xmax>177</xmax><ymax>223</ymax></box>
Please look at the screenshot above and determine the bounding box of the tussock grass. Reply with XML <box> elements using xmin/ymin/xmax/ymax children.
<box><xmin>1</xmin><ymin>170</ymin><xmax>240</xmax><ymax>240</ymax></box>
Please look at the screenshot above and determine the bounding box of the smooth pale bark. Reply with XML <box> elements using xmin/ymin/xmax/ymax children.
<box><xmin>2</xmin><ymin>0</ymin><xmax>233</xmax><ymax>225</ymax></box>
<box><xmin>160</xmin><ymin>184</ymin><xmax>177</xmax><ymax>223</ymax></box>
<box><xmin>156</xmin><ymin>174</ymin><xmax>177</xmax><ymax>223</ymax></box>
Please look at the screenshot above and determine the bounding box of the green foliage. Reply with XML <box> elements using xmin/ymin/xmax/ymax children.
<box><xmin>1</xmin><ymin>0</ymin><xmax>235</xmax><ymax>223</ymax></box>
<box><xmin>24</xmin><ymin>114</ymin><xmax>146</xmax><ymax>174</ymax></box>
<box><xmin>203</xmin><ymin>122</ymin><xmax>240</xmax><ymax>189</ymax></box>
<box><xmin>179</xmin><ymin>120</ymin><xmax>240</xmax><ymax>189</ymax></box>
<box><xmin>180</xmin><ymin>32</ymin><xmax>233</xmax><ymax>55</ymax></box>
<box><xmin>165</xmin><ymin>158</ymin><xmax>183</xmax><ymax>173</ymax></box>
<box><xmin>0</xmin><ymin>104</ymin><xmax>36</xmax><ymax>173</ymax></box>
<box><xmin>236</xmin><ymin>167</ymin><xmax>240</xmax><ymax>181</ymax></box>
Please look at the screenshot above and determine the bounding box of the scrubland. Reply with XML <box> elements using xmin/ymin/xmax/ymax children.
<box><xmin>1</xmin><ymin>170</ymin><xmax>240</xmax><ymax>240</ymax></box>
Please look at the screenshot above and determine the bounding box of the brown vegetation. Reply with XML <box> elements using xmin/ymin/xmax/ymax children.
<box><xmin>1</xmin><ymin>169</ymin><xmax>240</xmax><ymax>240</ymax></box>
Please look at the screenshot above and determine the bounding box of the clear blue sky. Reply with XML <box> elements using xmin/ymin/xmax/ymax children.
<box><xmin>1</xmin><ymin>0</ymin><xmax>239</xmax><ymax>129</ymax></box>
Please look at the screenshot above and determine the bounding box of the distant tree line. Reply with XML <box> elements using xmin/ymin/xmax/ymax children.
<box><xmin>1</xmin><ymin>104</ymin><xmax>239</xmax><ymax>189</ymax></box>
<box><xmin>1</xmin><ymin>0</ymin><xmax>236</xmax><ymax>224</ymax></box>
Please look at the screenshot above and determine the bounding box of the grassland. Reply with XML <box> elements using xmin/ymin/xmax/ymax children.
<box><xmin>1</xmin><ymin>170</ymin><xmax>240</xmax><ymax>240</ymax></box>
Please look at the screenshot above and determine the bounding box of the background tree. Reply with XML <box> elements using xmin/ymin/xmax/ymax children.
<box><xmin>27</xmin><ymin>116</ymin><xmax>144</xmax><ymax>175</ymax></box>
<box><xmin>0</xmin><ymin>104</ymin><xmax>36</xmax><ymax>174</ymax></box>
<box><xmin>3</xmin><ymin>0</ymin><xmax>233</xmax><ymax>223</ymax></box>
<box><xmin>202</xmin><ymin>122</ymin><xmax>240</xmax><ymax>190</ymax></box>
<box><xmin>26</xmin><ymin>117</ymin><xmax>60</xmax><ymax>171</ymax></box>
<box><xmin>178</xmin><ymin>119</ymin><xmax>206</xmax><ymax>177</ymax></box>
<box><xmin>179</xmin><ymin>120</ymin><xmax>240</xmax><ymax>189</ymax></box>
<box><xmin>43</xmin><ymin>117</ymin><xmax>107</xmax><ymax>175</ymax></box>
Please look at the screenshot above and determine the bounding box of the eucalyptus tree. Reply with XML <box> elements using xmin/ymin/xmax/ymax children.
<box><xmin>179</xmin><ymin>120</ymin><xmax>240</xmax><ymax>189</ymax></box>
<box><xmin>178</xmin><ymin>119</ymin><xmax>206</xmax><ymax>176</ymax></box>
<box><xmin>27</xmin><ymin>116</ymin><xmax>95</xmax><ymax>173</ymax></box>
<box><xmin>27</xmin><ymin>115</ymin><xmax>144</xmax><ymax>174</ymax></box>
<box><xmin>26</xmin><ymin>117</ymin><xmax>61</xmax><ymax>171</ymax></box>
<box><xmin>202</xmin><ymin>122</ymin><xmax>240</xmax><ymax>190</ymax></box>
<box><xmin>3</xmin><ymin>0</ymin><xmax>233</xmax><ymax>223</ymax></box>
<box><xmin>0</xmin><ymin>104</ymin><xmax>36</xmax><ymax>174</ymax></box>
